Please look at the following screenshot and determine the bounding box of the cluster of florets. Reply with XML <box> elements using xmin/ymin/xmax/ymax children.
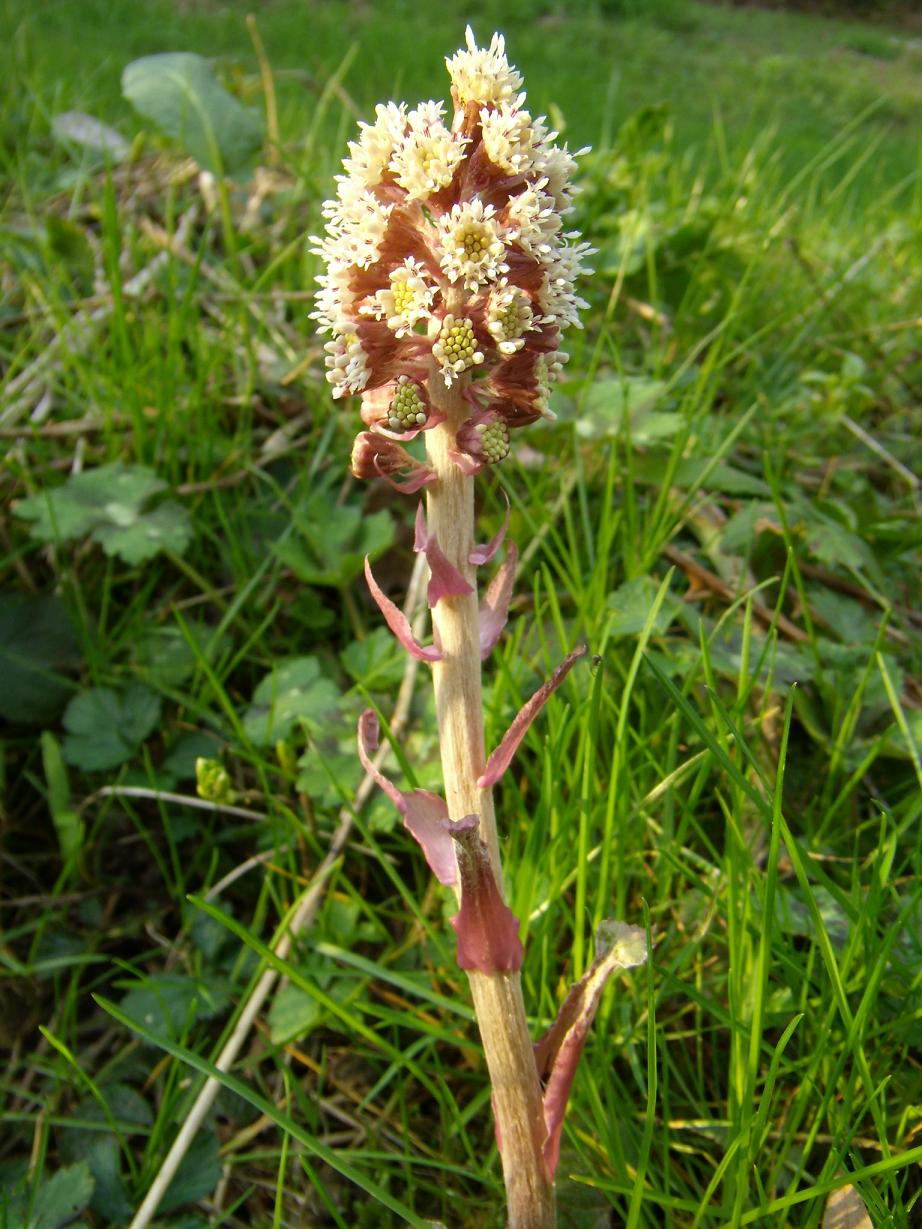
<box><xmin>311</xmin><ymin>27</ymin><xmax>592</xmax><ymax>482</ymax></box>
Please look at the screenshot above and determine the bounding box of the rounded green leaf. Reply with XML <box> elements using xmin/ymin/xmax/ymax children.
<box><xmin>62</xmin><ymin>683</ymin><xmax>161</xmax><ymax>771</ymax></box>
<box><xmin>122</xmin><ymin>52</ymin><xmax>264</xmax><ymax>177</ymax></box>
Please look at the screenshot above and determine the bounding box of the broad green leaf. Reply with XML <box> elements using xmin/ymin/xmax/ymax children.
<box><xmin>606</xmin><ymin>577</ymin><xmax>680</xmax><ymax>638</ymax></box>
<box><xmin>16</xmin><ymin>463</ymin><xmax>164</xmax><ymax>540</ymax></box>
<box><xmin>775</xmin><ymin>884</ymin><xmax>851</xmax><ymax>950</ymax></box>
<box><xmin>44</xmin><ymin>215</ymin><xmax>95</xmax><ymax>276</ymax></box>
<box><xmin>15</xmin><ymin>463</ymin><xmax>191</xmax><ymax>564</ymax></box>
<box><xmin>28</xmin><ymin>1162</ymin><xmax>94</xmax><ymax>1229</ymax></box>
<box><xmin>267</xmin><ymin>983</ymin><xmax>323</xmax><ymax>1044</ymax></box>
<box><xmin>122</xmin><ymin>52</ymin><xmax>264</xmax><ymax>178</ymax></box>
<box><xmin>118</xmin><ymin>973</ymin><xmax>229</xmax><ymax>1041</ymax></box>
<box><xmin>296</xmin><ymin>740</ymin><xmax>359</xmax><ymax>809</ymax></box>
<box><xmin>569</xmin><ymin>375</ymin><xmax>670</xmax><ymax>442</ymax></box>
<box><xmin>719</xmin><ymin>501</ymin><xmax>777</xmax><ymax>551</ymax></box>
<box><xmin>646</xmin><ymin>457</ymin><xmax>769</xmax><ymax>496</ymax></box>
<box><xmin>60</xmin><ymin>1087</ymin><xmax>149</xmax><ymax>1226</ymax></box>
<box><xmin>705</xmin><ymin>625</ymin><xmax>815</xmax><ymax>689</ymax></box>
<box><xmin>0</xmin><ymin>593</ymin><xmax>80</xmax><ymax>724</ymax></box>
<box><xmin>81</xmin><ymin>1137</ymin><xmax>131</xmax><ymax>1222</ymax></box>
<box><xmin>161</xmin><ymin>731</ymin><xmax>223</xmax><ymax>782</ymax></box>
<box><xmin>158</xmin><ymin>1132</ymin><xmax>222</xmax><ymax>1215</ymax></box>
<box><xmin>93</xmin><ymin>499</ymin><xmax>191</xmax><ymax>564</ymax></box>
<box><xmin>135</xmin><ymin>620</ymin><xmax>230</xmax><ymax>687</ymax></box>
<box><xmin>341</xmin><ymin>626</ymin><xmax>408</xmax><ymax>690</ymax></box>
<box><xmin>800</xmin><ymin>509</ymin><xmax>878</xmax><ymax>577</ymax></box>
<box><xmin>268</xmin><ymin>973</ymin><xmax>355</xmax><ymax>1045</ymax></box>
<box><xmin>879</xmin><ymin>708</ymin><xmax>922</xmax><ymax>763</ymax></box>
<box><xmin>62</xmin><ymin>682</ymin><xmax>161</xmax><ymax>771</ymax></box>
<box><xmin>273</xmin><ymin>492</ymin><xmax>394</xmax><ymax>587</ymax></box>
<box><xmin>243</xmin><ymin>657</ymin><xmax>340</xmax><ymax>746</ymax></box>
<box><xmin>188</xmin><ymin>905</ymin><xmax>232</xmax><ymax>962</ymax></box>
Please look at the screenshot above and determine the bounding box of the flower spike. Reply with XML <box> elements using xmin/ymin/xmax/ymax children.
<box><xmin>314</xmin><ymin>28</ymin><xmax>611</xmax><ymax>1229</ymax></box>
<box><xmin>315</xmin><ymin>25</ymin><xmax>591</xmax><ymax>471</ymax></box>
<box><xmin>478</xmin><ymin>644</ymin><xmax>588</xmax><ymax>788</ymax></box>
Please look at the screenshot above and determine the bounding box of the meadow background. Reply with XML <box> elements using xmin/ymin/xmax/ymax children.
<box><xmin>1</xmin><ymin>0</ymin><xmax>921</xmax><ymax>1225</ymax></box>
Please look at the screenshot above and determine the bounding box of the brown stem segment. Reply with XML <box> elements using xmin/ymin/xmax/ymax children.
<box><xmin>425</xmin><ymin>376</ymin><xmax>555</xmax><ymax>1229</ymax></box>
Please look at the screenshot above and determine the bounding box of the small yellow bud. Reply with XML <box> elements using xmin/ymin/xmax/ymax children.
<box><xmin>196</xmin><ymin>758</ymin><xmax>237</xmax><ymax>805</ymax></box>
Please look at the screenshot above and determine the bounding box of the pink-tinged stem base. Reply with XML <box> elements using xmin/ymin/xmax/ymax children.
<box><xmin>425</xmin><ymin>373</ymin><xmax>555</xmax><ymax>1229</ymax></box>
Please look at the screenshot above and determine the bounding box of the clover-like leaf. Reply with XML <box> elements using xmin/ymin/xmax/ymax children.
<box><xmin>135</xmin><ymin>620</ymin><xmax>231</xmax><ymax>688</ymax></box>
<box><xmin>267</xmin><ymin>983</ymin><xmax>324</xmax><ymax>1045</ymax></box>
<box><xmin>122</xmin><ymin>52</ymin><xmax>264</xmax><ymax>178</ymax></box>
<box><xmin>59</xmin><ymin>1084</ymin><xmax>151</xmax><ymax>1223</ymax></box>
<box><xmin>118</xmin><ymin>973</ymin><xmax>230</xmax><ymax>1041</ymax></box>
<box><xmin>158</xmin><ymin>1131</ymin><xmax>223</xmax><ymax>1214</ymax></box>
<box><xmin>62</xmin><ymin>682</ymin><xmax>161</xmax><ymax>771</ymax></box>
<box><xmin>569</xmin><ymin>375</ymin><xmax>672</xmax><ymax>443</ymax></box>
<box><xmin>606</xmin><ymin>577</ymin><xmax>680</xmax><ymax>639</ymax></box>
<box><xmin>15</xmin><ymin>463</ymin><xmax>191</xmax><ymax>564</ymax></box>
<box><xmin>13</xmin><ymin>1162</ymin><xmax>95</xmax><ymax>1229</ymax></box>
<box><xmin>242</xmin><ymin>657</ymin><xmax>340</xmax><ymax>746</ymax></box>
<box><xmin>341</xmin><ymin>626</ymin><xmax>407</xmax><ymax>691</ymax></box>
<box><xmin>273</xmin><ymin>488</ymin><xmax>395</xmax><ymax>587</ymax></box>
<box><xmin>92</xmin><ymin>499</ymin><xmax>191</xmax><ymax>564</ymax></box>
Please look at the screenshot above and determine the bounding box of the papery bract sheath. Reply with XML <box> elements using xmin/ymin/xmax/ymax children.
<box><xmin>534</xmin><ymin>921</ymin><xmax>648</xmax><ymax>1178</ymax></box>
<box><xmin>351</xmin><ymin>432</ymin><xmax>437</xmax><ymax>493</ymax></box>
<box><xmin>447</xmin><ymin>816</ymin><xmax>524</xmax><ymax>974</ymax></box>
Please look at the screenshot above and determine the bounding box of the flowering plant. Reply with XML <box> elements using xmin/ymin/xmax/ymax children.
<box><xmin>313</xmin><ymin>29</ymin><xmax>646</xmax><ymax>1229</ymax></box>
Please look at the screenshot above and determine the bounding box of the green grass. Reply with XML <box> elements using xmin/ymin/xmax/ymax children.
<box><xmin>2</xmin><ymin>1</ymin><xmax>921</xmax><ymax>1226</ymax></box>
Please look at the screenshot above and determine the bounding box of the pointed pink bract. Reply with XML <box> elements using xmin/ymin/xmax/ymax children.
<box><xmin>357</xmin><ymin>711</ymin><xmax>458</xmax><ymax>886</ymax></box>
<box><xmin>374</xmin><ymin>457</ymin><xmax>438</xmax><ymax>494</ymax></box>
<box><xmin>469</xmin><ymin>497</ymin><xmax>510</xmax><ymax>566</ymax></box>
<box><xmin>448</xmin><ymin>446</ymin><xmax>481</xmax><ymax>476</ymax></box>
<box><xmin>413</xmin><ymin>505</ymin><xmax>474</xmax><ymax>607</ymax></box>
<box><xmin>478</xmin><ymin>644</ymin><xmax>588</xmax><ymax>788</ymax></box>
<box><xmin>479</xmin><ymin>542</ymin><xmax>518</xmax><ymax>660</ymax></box>
<box><xmin>364</xmin><ymin>556</ymin><xmax>443</xmax><ymax>662</ymax></box>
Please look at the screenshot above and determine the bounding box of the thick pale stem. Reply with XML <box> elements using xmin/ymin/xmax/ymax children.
<box><xmin>425</xmin><ymin>377</ymin><xmax>555</xmax><ymax>1229</ymax></box>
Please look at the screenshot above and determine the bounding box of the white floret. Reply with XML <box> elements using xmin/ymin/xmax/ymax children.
<box><xmin>359</xmin><ymin>258</ymin><xmax>436</xmax><ymax>336</ymax></box>
<box><xmin>446</xmin><ymin>27</ymin><xmax>524</xmax><ymax>108</ymax></box>
<box><xmin>389</xmin><ymin>102</ymin><xmax>468</xmax><ymax>199</ymax></box>
<box><xmin>436</xmin><ymin>199</ymin><xmax>508</xmax><ymax>291</ymax></box>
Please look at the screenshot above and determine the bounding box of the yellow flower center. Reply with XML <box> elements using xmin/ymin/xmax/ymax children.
<box><xmin>441</xmin><ymin>319</ymin><xmax>478</xmax><ymax>363</ymax></box>
<box><xmin>460</xmin><ymin>225</ymin><xmax>490</xmax><ymax>260</ymax></box>
<box><xmin>392</xmin><ymin>281</ymin><xmax>416</xmax><ymax>314</ymax></box>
